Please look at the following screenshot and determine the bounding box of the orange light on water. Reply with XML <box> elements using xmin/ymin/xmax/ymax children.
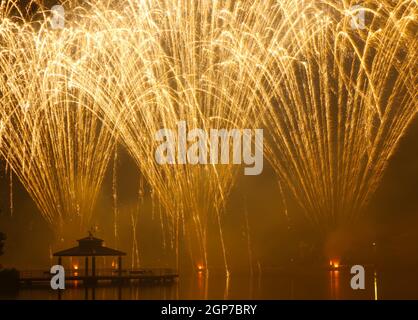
<box><xmin>330</xmin><ymin>260</ymin><xmax>340</xmax><ymax>269</ymax></box>
<box><xmin>197</xmin><ymin>264</ymin><xmax>204</xmax><ymax>272</ymax></box>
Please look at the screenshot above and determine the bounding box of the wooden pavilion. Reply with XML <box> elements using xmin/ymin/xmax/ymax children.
<box><xmin>53</xmin><ymin>232</ymin><xmax>126</xmax><ymax>283</ymax></box>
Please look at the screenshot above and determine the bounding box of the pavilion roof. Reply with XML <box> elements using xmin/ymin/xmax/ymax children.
<box><xmin>53</xmin><ymin>234</ymin><xmax>126</xmax><ymax>257</ymax></box>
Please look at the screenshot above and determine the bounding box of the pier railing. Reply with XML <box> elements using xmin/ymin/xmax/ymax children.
<box><xmin>19</xmin><ymin>268</ymin><xmax>177</xmax><ymax>281</ymax></box>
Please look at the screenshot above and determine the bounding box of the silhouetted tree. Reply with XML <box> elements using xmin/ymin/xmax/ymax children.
<box><xmin>0</xmin><ymin>232</ymin><xmax>6</xmax><ymax>256</ymax></box>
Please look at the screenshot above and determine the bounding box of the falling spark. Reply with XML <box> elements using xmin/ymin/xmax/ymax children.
<box><xmin>112</xmin><ymin>148</ymin><xmax>119</xmax><ymax>248</ymax></box>
<box><xmin>9</xmin><ymin>169</ymin><xmax>13</xmax><ymax>217</ymax></box>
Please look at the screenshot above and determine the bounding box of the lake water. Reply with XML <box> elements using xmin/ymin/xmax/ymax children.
<box><xmin>2</xmin><ymin>269</ymin><xmax>418</xmax><ymax>300</ymax></box>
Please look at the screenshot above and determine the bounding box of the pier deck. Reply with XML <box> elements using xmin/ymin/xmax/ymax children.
<box><xmin>19</xmin><ymin>268</ymin><xmax>178</xmax><ymax>286</ymax></box>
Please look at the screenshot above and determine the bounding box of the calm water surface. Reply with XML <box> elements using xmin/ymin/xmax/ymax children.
<box><xmin>2</xmin><ymin>269</ymin><xmax>418</xmax><ymax>300</ymax></box>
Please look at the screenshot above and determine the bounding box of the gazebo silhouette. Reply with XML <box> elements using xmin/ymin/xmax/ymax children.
<box><xmin>53</xmin><ymin>232</ymin><xmax>126</xmax><ymax>283</ymax></box>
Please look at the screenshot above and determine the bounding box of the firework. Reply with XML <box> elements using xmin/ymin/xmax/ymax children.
<box><xmin>67</xmin><ymin>0</ymin><xmax>271</xmax><ymax>271</ymax></box>
<box><xmin>251</xmin><ymin>0</ymin><xmax>417</xmax><ymax>231</ymax></box>
<box><xmin>0</xmin><ymin>5</ymin><xmax>115</xmax><ymax>238</ymax></box>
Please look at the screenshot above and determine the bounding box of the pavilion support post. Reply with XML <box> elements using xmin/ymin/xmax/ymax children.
<box><xmin>85</xmin><ymin>256</ymin><xmax>89</xmax><ymax>277</ymax></box>
<box><xmin>92</xmin><ymin>256</ymin><xmax>96</xmax><ymax>277</ymax></box>
<box><xmin>90</xmin><ymin>256</ymin><xmax>97</xmax><ymax>287</ymax></box>
<box><xmin>118</xmin><ymin>256</ymin><xmax>122</xmax><ymax>278</ymax></box>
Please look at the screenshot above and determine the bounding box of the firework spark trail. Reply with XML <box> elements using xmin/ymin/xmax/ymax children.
<box><xmin>66</xmin><ymin>0</ymin><xmax>271</xmax><ymax>271</ymax></box>
<box><xmin>249</xmin><ymin>0</ymin><xmax>418</xmax><ymax>231</ymax></box>
<box><xmin>0</xmin><ymin>9</ymin><xmax>115</xmax><ymax>239</ymax></box>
